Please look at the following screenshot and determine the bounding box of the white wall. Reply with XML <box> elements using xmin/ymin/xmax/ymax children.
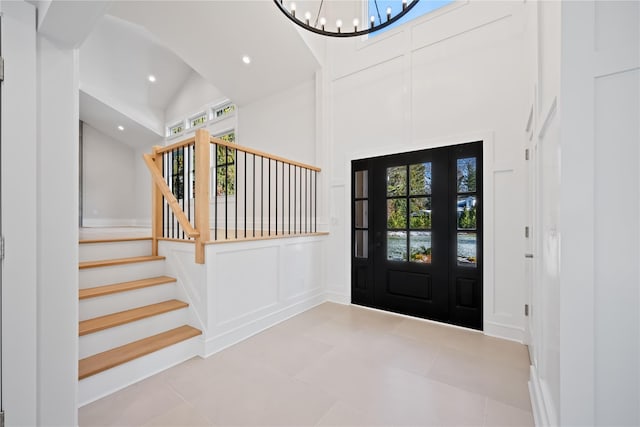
<box><xmin>0</xmin><ymin>1</ymin><xmax>38</xmax><ymax>424</ymax></box>
<box><xmin>240</xmin><ymin>78</ymin><xmax>317</xmax><ymax>166</ymax></box>
<box><xmin>524</xmin><ymin>0</ymin><xmax>561</xmax><ymax>425</ymax></box>
<box><xmin>322</xmin><ymin>1</ymin><xmax>528</xmax><ymax>340</ymax></box>
<box><xmin>165</xmin><ymin>70</ymin><xmax>226</xmax><ymax>127</ymax></box>
<box><xmin>559</xmin><ymin>1</ymin><xmax>640</xmax><ymax>425</ymax></box>
<box><xmin>37</xmin><ymin>32</ymin><xmax>79</xmax><ymax>426</ymax></box>
<box><xmin>82</xmin><ymin>122</ymin><xmax>137</xmax><ymax>226</ymax></box>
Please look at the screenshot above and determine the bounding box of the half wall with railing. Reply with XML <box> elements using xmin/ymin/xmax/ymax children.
<box><xmin>144</xmin><ymin>129</ymin><xmax>321</xmax><ymax>263</ymax></box>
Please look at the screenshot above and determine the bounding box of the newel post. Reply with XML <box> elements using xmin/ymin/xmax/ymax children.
<box><xmin>194</xmin><ymin>129</ymin><xmax>211</xmax><ymax>264</ymax></box>
<box><xmin>151</xmin><ymin>145</ymin><xmax>163</xmax><ymax>256</ymax></box>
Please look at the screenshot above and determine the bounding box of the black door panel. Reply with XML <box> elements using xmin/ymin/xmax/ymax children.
<box><xmin>352</xmin><ymin>142</ymin><xmax>483</xmax><ymax>330</ymax></box>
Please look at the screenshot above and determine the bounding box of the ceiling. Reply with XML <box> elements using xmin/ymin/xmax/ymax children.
<box><xmin>79</xmin><ymin>91</ymin><xmax>162</xmax><ymax>148</ymax></box>
<box><xmin>107</xmin><ymin>1</ymin><xmax>321</xmax><ymax>107</ymax></box>
<box><xmin>37</xmin><ymin>1</ymin><xmax>322</xmax><ymax>148</ymax></box>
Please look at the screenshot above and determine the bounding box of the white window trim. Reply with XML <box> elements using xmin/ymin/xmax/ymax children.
<box><xmin>211</xmin><ymin>101</ymin><xmax>236</xmax><ymax>123</ymax></box>
<box><xmin>167</xmin><ymin>120</ymin><xmax>186</xmax><ymax>140</ymax></box>
<box><xmin>188</xmin><ymin>111</ymin><xmax>208</xmax><ymax>130</ymax></box>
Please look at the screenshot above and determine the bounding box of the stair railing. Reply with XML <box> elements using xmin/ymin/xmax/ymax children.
<box><xmin>145</xmin><ymin>128</ymin><xmax>321</xmax><ymax>265</ymax></box>
<box><xmin>145</xmin><ymin>129</ymin><xmax>210</xmax><ymax>264</ymax></box>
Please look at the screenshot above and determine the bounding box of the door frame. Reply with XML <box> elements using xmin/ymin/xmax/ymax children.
<box><xmin>343</xmin><ymin>131</ymin><xmax>496</xmax><ymax>332</ymax></box>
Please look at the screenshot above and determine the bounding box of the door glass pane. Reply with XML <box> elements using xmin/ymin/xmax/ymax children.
<box><xmin>355</xmin><ymin>230</ymin><xmax>368</xmax><ymax>258</ymax></box>
<box><xmin>457</xmin><ymin>158</ymin><xmax>477</xmax><ymax>192</ymax></box>
<box><xmin>410</xmin><ymin>197</ymin><xmax>432</xmax><ymax>229</ymax></box>
<box><xmin>387</xmin><ymin>199</ymin><xmax>407</xmax><ymax>229</ymax></box>
<box><xmin>410</xmin><ymin>231</ymin><xmax>432</xmax><ymax>264</ymax></box>
<box><xmin>355</xmin><ymin>170</ymin><xmax>368</xmax><ymax>198</ymax></box>
<box><xmin>457</xmin><ymin>195</ymin><xmax>477</xmax><ymax>230</ymax></box>
<box><xmin>409</xmin><ymin>162</ymin><xmax>432</xmax><ymax>195</ymax></box>
<box><xmin>387</xmin><ymin>231</ymin><xmax>407</xmax><ymax>261</ymax></box>
<box><xmin>387</xmin><ymin>166</ymin><xmax>407</xmax><ymax>196</ymax></box>
<box><xmin>355</xmin><ymin>200</ymin><xmax>368</xmax><ymax>228</ymax></box>
<box><xmin>457</xmin><ymin>232</ymin><xmax>477</xmax><ymax>266</ymax></box>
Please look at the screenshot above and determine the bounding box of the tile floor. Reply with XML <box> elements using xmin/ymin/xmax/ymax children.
<box><xmin>79</xmin><ymin>303</ymin><xmax>534</xmax><ymax>426</ymax></box>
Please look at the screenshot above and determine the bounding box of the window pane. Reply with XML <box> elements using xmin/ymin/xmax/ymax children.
<box><xmin>410</xmin><ymin>197</ymin><xmax>431</xmax><ymax>229</ymax></box>
<box><xmin>355</xmin><ymin>230</ymin><xmax>368</xmax><ymax>258</ymax></box>
<box><xmin>410</xmin><ymin>231</ymin><xmax>432</xmax><ymax>264</ymax></box>
<box><xmin>409</xmin><ymin>162</ymin><xmax>432</xmax><ymax>195</ymax></box>
<box><xmin>387</xmin><ymin>199</ymin><xmax>407</xmax><ymax>229</ymax></box>
<box><xmin>355</xmin><ymin>200</ymin><xmax>368</xmax><ymax>228</ymax></box>
<box><xmin>355</xmin><ymin>170</ymin><xmax>368</xmax><ymax>198</ymax></box>
<box><xmin>457</xmin><ymin>157</ymin><xmax>477</xmax><ymax>192</ymax></box>
<box><xmin>457</xmin><ymin>195</ymin><xmax>477</xmax><ymax>230</ymax></box>
<box><xmin>369</xmin><ymin>0</ymin><xmax>454</xmax><ymax>37</ymax></box>
<box><xmin>387</xmin><ymin>166</ymin><xmax>407</xmax><ymax>197</ymax></box>
<box><xmin>387</xmin><ymin>231</ymin><xmax>407</xmax><ymax>261</ymax></box>
<box><xmin>457</xmin><ymin>232</ymin><xmax>477</xmax><ymax>266</ymax></box>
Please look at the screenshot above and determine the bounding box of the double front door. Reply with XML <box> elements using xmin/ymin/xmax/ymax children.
<box><xmin>352</xmin><ymin>142</ymin><xmax>483</xmax><ymax>330</ymax></box>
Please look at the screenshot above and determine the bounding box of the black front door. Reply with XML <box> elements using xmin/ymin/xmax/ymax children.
<box><xmin>351</xmin><ymin>142</ymin><xmax>483</xmax><ymax>330</ymax></box>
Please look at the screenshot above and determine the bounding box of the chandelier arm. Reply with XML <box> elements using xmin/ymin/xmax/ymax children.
<box><xmin>314</xmin><ymin>0</ymin><xmax>324</xmax><ymax>27</ymax></box>
<box><xmin>273</xmin><ymin>0</ymin><xmax>421</xmax><ymax>38</ymax></box>
<box><xmin>373</xmin><ymin>0</ymin><xmax>382</xmax><ymax>27</ymax></box>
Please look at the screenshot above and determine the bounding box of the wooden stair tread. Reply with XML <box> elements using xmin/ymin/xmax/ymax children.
<box><xmin>79</xmin><ymin>237</ymin><xmax>152</xmax><ymax>244</ymax></box>
<box><xmin>78</xmin><ymin>325</ymin><xmax>202</xmax><ymax>379</ymax></box>
<box><xmin>79</xmin><ymin>300</ymin><xmax>188</xmax><ymax>336</ymax></box>
<box><xmin>79</xmin><ymin>255</ymin><xmax>165</xmax><ymax>270</ymax></box>
<box><xmin>79</xmin><ymin>276</ymin><xmax>177</xmax><ymax>300</ymax></box>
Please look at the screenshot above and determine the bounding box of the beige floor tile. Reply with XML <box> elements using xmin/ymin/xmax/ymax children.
<box><xmin>143</xmin><ymin>402</ymin><xmax>213</xmax><ymax>427</ymax></box>
<box><xmin>188</xmin><ymin>356</ymin><xmax>336</xmax><ymax>426</ymax></box>
<box><xmin>79</xmin><ymin>303</ymin><xmax>533</xmax><ymax>427</ymax></box>
<box><xmin>296</xmin><ymin>347</ymin><xmax>486</xmax><ymax>426</ymax></box>
<box><xmin>222</xmin><ymin>324</ymin><xmax>335</xmax><ymax>377</ymax></box>
<box><xmin>391</xmin><ymin>317</ymin><xmax>454</xmax><ymax>345</ymax></box>
<box><xmin>79</xmin><ymin>378</ymin><xmax>185</xmax><ymax>426</ymax></box>
<box><xmin>484</xmin><ymin>398</ymin><xmax>534</xmax><ymax>427</ymax></box>
<box><xmin>427</xmin><ymin>345</ymin><xmax>531</xmax><ymax>411</ymax></box>
<box><xmin>315</xmin><ymin>401</ymin><xmax>390</xmax><ymax>426</ymax></box>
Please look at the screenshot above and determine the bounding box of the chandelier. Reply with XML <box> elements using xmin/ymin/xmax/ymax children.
<box><xmin>274</xmin><ymin>0</ymin><xmax>421</xmax><ymax>38</ymax></box>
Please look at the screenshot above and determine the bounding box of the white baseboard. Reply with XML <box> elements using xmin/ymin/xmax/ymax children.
<box><xmin>484</xmin><ymin>320</ymin><xmax>525</xmax><ymax>343</ymax></box>
<box><xmin>133</xmin><ymin>218</ymin><xmax>152</xmax><ymax>227</ymax></box>
<box><xmin>82</xmin><ymin>218</ymin><xmax>138</xmax><ymax>227</ymax></box>
<box><xmin>325</xmin><ymin>291</ymin><xmax>350</xmax><ymax>304</ymax></box>
<box><xmin>202</xmin><ymin>292</ymin><xmax>327</xmax><ymax>357</ymax></box>
<box><xmin>529</xmin><ymin>365</ymin><xmax>557</xmax><ymax>426</ymax></box>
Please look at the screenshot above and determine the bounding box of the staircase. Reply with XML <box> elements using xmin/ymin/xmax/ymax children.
<box><xmin>78</xmin><ymin>237</ymin><xmax>202</xmax><ymax>406</ymax></box>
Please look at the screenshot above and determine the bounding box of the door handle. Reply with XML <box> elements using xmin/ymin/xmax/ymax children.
<box><xmin>525</xmin><ymin>253</ymin><xmax>534</xmax><ymax>258</ymax></box>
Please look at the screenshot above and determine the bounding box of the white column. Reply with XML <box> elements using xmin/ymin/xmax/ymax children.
<box><xmin>36</xmin><ymin>35</ymin><xmax>79</xmax><ymax>425</ymax></box>
<box><xmin>0</xmin><ymin>1</ymin><xmax>38</xmax><ymax>425</ymax></box>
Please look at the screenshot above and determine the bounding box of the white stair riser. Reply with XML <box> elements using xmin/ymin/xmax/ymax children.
<box><xmin>80</xmin><ymin>261</ymin><xmax>166</xmax><ymax>288</ymax></box>
<box><xmin>79</xmin><ymin>308</ymin><xmax>190</xmax><ymax>359</ymax></box>
<box><xmin>79</xmin><ymin>240</ymin><xmax>152</xmax><ymax>262</ymax></box>
<box><xmin>78</xmin><ymin>337</ymin><xmax>201</xmax><ymax>407</ymax></box>
<box><xmin>79</xmin><ymin>283</ymin><xmax>178</xmax><ymax>321</ymax></box>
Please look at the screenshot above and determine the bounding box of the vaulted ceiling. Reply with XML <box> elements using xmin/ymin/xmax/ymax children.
<box><xmin>36</xmin><ymin>0</ymin><xmax>323</xmax><ymax>147</ymax></box>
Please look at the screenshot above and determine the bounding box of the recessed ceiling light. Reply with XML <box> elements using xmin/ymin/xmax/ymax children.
<box><xmin>242</xmin><ymin>55</ymin><xmax>251</xmax><ymax>65</ymax></box>
<box><xmin>117</xmin><ymin>125</ymin><xmax>124</xmax><ymax>131</ymax></box>
<box><xmin>148</xmin><ymin>75</ymin><xmax>157</xmax><ymax>83</ymax></box>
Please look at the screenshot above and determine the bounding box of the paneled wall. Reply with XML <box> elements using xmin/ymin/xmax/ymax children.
<box><xmin>322</xmin><ymin>1</ymin><xmax>529</xmax><ymax>341</ymax></box>
<box><xmin>524</xmin><ymin>0</ymin><xmax>561</xmax><ymax>425</ymax></box>
<box><xmin>159</xmin><ymin>235</ymin><xmax>327</xmax><ymax>356</ymax></box>
<box><xmin>559</xmin><ymin>1</ymin><xmax>639</xmax><ymax>425</ymax></box>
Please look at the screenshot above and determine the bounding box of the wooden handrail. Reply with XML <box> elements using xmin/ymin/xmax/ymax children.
<box><xmin>143</xmin><ymin>153</ymin><xmax>200</xmax><ymax>239</ymax></box>
<box><xmin>154</xmin><ymin>136</ymin><xmax>196</xmax><ymax>155</ymax></box>
<box><xmin>209</xmin><ymin>136</ymin><xmax>321</xmax><ymax>172</ymax></box>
